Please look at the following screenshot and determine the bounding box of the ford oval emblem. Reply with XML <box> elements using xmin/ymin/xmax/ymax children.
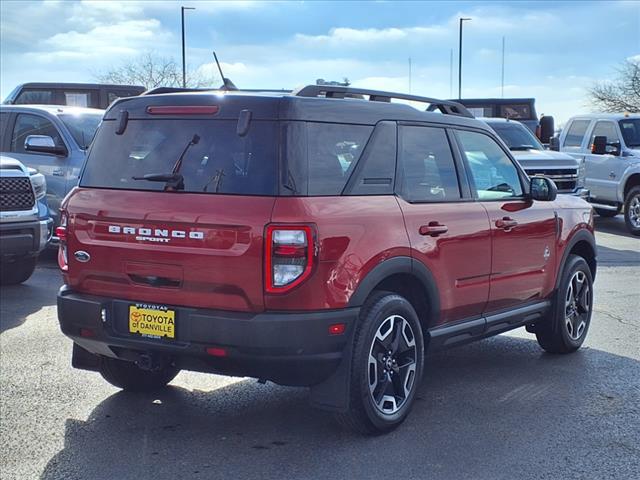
<box><xmin>74</xmin><ymin>251</ymin><xmax>91</xmax><ymax>263</ymax></box>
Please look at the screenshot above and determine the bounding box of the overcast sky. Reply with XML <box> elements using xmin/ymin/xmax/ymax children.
<box><xmin>1</xmin><ymin>0</ymin><xmax>638</xmax><ymax>124</ymax></box>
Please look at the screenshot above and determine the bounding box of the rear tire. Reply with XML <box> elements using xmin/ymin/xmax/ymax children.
<box><xmin>99</xmin><ymin>357</ymin><xmax>179</xmax><ymax>392</ymax></box>
<box><xmin>335</xmin><ymin>292</ymin><xmax>424</xmax><ymax>435</ymax></box>
<box><xmin>594</xmin><ymin>207</ymin><xmax>619</xmax><ymax>218</ymax></box>
<box><xmin>623</xmin><ymin>186</ymin><xmax>640</xmax><ymax>236</ymax></box>
<box><xmin>536</xmin><ymin>255</ymin><xmax>593</xmax><ymax>354</ymax></box>
<box><xmin>0</xmin><ymin>257</ymin><xmax>37</xmax><ymax>285</ymax></box>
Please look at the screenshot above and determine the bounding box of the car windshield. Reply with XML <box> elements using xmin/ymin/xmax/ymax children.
<box><xmin>489</xmin><ymin>121</ymin><xmax>544</xmax><ymax>150</ymax></box>
<box><xmin>619</xmin><ymin>119</ymin><xmax>640</xmax><ymax>147</ymax></box>
<box><xmin>81</xmin><ymin>119</ymin><xmax>278</xmax><ymax>195</ymax></box>
<box><xmin>59</xmin><ymin>113</ymin><xmax>103</xmax><ymax>149</ymax></box>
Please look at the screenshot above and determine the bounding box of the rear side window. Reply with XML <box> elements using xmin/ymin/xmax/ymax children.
<box><xmin>0</xmin><ymin>112</ymin><xmax>10</xmax><ymax>143</ymax></box>
<box><xmin>398</xmin><ymin>126</ymin><xmax>460</xmax><ymax>202</ymax></box>
<box><xmin>81</xmin><ymin>120</ymin><xmax>278</xmax><ymax>195</ymax></box>
<box><xmin>563</xmin><ymin>120</ymin><xmax>591</xmax><ymax>148</ymax></box>
<box><xmin>15</xmin><ymin>90</ymin><xmax>54</xmax><ymax>105</ymax></box>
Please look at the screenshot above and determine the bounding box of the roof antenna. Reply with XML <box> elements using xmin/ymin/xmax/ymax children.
<box><xmin>213</xmin><ymin>51</ymin><xmax>238</xmax><ymax>91</ymax></box>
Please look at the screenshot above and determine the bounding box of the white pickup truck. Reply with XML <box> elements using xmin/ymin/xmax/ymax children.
<box><xmin>559</xmin><ymin>113</ymin><xmax>640</xmax><ymax>236</ymax></box>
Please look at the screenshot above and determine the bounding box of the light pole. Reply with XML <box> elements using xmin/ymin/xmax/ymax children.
<box><xmin>458</xmin><ymin>17</ymin><xmax>471</xmax><ymax>99</ymax></box>
<box><xmin>181</xmin><ymin>6</ymin><xmax>196</xmax><ymax>88</ymax></box>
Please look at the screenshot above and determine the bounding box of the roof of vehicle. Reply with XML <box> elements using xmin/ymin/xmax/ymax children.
<box><xmin>0</xmin><ymin>104</ymin><xmax>104</xmax><ymax>116</ymax></box>
<box><xmin>12</xmin><ymin>82</ymin><xmax>145</xmax><ymax>90</ymax></box>
<box><xmin>478</xmin><ymin>117</ymin><xmax>526</xmax><ymax>125</ymax></box>
<box><xmin>567</xmin><ymin>113</ymin><xmax>640</xmax><ymax>121</ymax></box>
<box><xmin>106</xmin><ymin>86</ymin><xmax>490</xmax><ymax>131</ymax></box>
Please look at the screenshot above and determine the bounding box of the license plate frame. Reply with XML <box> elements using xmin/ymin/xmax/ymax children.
<box><xmin>128</xmin><ymin>304</ymin><xmax>176</xmax><ymax>340</ymax></box>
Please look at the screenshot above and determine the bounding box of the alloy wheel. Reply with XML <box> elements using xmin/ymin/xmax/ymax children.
<box><xmin>368</xmin><ymin>315</ymin><xmax>417</xmax><ymax>415</ymax></box>
<box><xmin>564</xmin><ymin>270</ymin><xmax>590</xmax><ymax>340</ymax></box>
<box><xmin>629</xmin><ymin>194</ymin><xmax>640</xmax><ymax>228</ymax></box>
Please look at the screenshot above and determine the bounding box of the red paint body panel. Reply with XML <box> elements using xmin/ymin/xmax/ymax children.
<box><xmin>397</xmin><ymin>198</ymin><xmax>492</xmax><ymax>326</ymax></box>
<box><xmin>62</xmin><ymin>188</ymin><xmax>275</xmax><ymax>312</ymax></box>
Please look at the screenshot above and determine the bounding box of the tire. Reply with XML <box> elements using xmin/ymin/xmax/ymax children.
<box><xmin>623</xmin><ymin>185</ymin><xmax>640</xmax><ymax>236</ymax></box>
<box><xmin>594</xmin><ymin>207</ymin><xmax>620</xmax><ymax>218</ymax></box>
<box><xmin>99</xmin><ymin>356</ymin><xmax>179</xmax><ymax>392</ymax></box>
<box><xmin>0</xmin><ymin>257</ymin><xmax>37</xmax><ymax>285</ymax></box>
<box><xmin>536</xmin><ymin>255</ymin><xmax>594</xmax><ymax>354</ymax></box>
<box><xmin>335</xmin><ymin>292</ymin><xmax>424</xmax><ymax>435</ymax></box>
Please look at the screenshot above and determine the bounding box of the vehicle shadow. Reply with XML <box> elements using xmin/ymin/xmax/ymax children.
<box><xmin>0</xmin><ymin>252</ymin><xmax>61</xmax><ymax>333</ymax></box>
<box><xmin>594</xmin><ymin>215</ymin><xmax>636</xmax><ymax>239</ymax></box>
<box><xmin>40</xmin><ymin>335</ymin><xmax>640</xmax><ymax>480</ymax></box>
<box><xmin>596</xmin><ymin>244</ymin><xmax>640</xmax><ymax>267</ymax></box>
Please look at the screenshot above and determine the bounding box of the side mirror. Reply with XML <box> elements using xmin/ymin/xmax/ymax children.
<box><xmin>606</xmin><ymin>141</ymin><xmax>621</xmax><ymax>156</ymax></box>
<box><xmin>548</xmin><ymin>135</ymin><xmax>560</xmax><ymax>151</ymax></box>
<box><xmin>530</xmin><ymin>176</ymin><xmax>557</xmax><ymax>202</ymax></box>
<box><xmin>539</xmin><ymin>115</ymin><xmax>555</xmax><ymax>144</ymax></box>
<box><xmin>591</xmin><ymin>136</ymin><xmax>607</xmax><ymax>155</ymax></box>
<box><xmin>24</xmin><ymin>135</ymin><xmax>67</xmax><ymax>156</ymax></box>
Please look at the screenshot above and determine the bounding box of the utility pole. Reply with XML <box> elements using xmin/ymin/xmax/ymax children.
<box><xmin>458</xmin><ymin>17</ymin><xmax>471</xmax><ymax>99</ymax></box>
<box><xmin>501</xmin><ymin>36</ymin><xmax>505</xmax><ymax>98</ymax></box>
<box><xmin>408</xmin><ymin>57</ymin><xmax>412</xmax><ymax>93</ymax></box>
<box><xmin>181</xmin><ymin>6</ymin><xmax>196</xmax><ymax>88</ymax></box>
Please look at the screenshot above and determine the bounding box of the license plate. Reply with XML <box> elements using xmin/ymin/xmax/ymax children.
<box><xmin>129</xmin><ymin>304</ymin><xmax>175</xmax><ymax>339</ymax></box>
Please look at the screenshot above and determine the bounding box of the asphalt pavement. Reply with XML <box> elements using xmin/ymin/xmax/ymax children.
<box><xmin>1</xmin><ymin>215</ymin><xmax>638</xmax><ymax>480</ymax></box>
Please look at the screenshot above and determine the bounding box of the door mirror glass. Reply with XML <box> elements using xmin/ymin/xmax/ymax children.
<box><xmin>591</xmin><ymin>135</ymin><xmax>607</xmax><ymax>155</ymax></box>
<box><xmin>24</xmin><ymin>135</ymin><xmax>66</xmax><ymax>155</ymax></box>
<box><xmin>530</xmin><ymin>176</ymin><xmax>557</xmax><ymax>202</ymax></box>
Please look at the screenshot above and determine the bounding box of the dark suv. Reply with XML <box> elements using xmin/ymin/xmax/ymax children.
<box><xmin>57</xmin><ymin>85</ymin><xmax>597</xmax><ymax>434</ymax></box>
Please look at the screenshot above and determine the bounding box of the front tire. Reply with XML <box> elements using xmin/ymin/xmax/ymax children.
<box><xmin>536</xmin><ymin>255</ymin><xmax>594</xmax><ymax>354</ymax></box>
<box><xmin>0</xmin><ymin>257</ymin><xmax>37</xmax><ymax>285</ymax></box>
<box><xmin>623</xmin><ymin>185</ymin><xmax>640</xmax><ymax>236</ymax></box>
<box><xmin>335</xmin><ymin>292</ymin><xmax>424</xmax><ymax>434</ymax></box>
<box><xmin>99</xmin><ymin>356</ymin><xmax>179</xmax><ymax>392</ymax></box>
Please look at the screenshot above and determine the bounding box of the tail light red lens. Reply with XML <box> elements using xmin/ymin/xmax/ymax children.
<box><xmin>58</xmin><ymin>212</ymin><xmax>68</xmax><ymax>272</ymax></box>
<box><xmin>265</xmin><ymin>225</ymin><xmax>315</xmax><ymax>294</ymax></box>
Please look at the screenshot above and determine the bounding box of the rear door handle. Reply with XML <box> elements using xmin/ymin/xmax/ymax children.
<box><xmin>419</xmin><ymin>222</ymin><xmax>448</xmax><ymax>237</ymax></box>
<box><xmin>495</xmin><ymin>217</ymin><xmax>518</xmax><ymax>230</ymax></box>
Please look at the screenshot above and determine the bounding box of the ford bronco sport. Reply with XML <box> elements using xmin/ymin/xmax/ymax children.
<box><xmin>57</xmin><ymin>85</ymin><xmax>597</xmax><ymax>434</ymax></box>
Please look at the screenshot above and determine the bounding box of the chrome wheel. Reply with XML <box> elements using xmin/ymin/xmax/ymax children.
<box><xmin>368</xmin><ymin>315</ymin><xmax>417</xmax><ymax>415</ymax></box>
<box><xmin>629</xmin><ymin>194</ymin><xmax>640</xmax><ymax>228</ymax></box>
<box><xmin>564</xmin><ymin>271</ymin><xmax>590</xmax><ymax>340</ymax></box>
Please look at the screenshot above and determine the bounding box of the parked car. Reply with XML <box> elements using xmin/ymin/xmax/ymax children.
<box><xmin>3</xmin><ymin>83</ymin><xmax>145</xmax><ymax>109</ymax></box>
<box><xmin>0</xmin><ymin>156</ymin><xmax>52</xmax><ymax>284</ymax></box>
<box><xmin>454</xmin><ymin>97</ymin><xmax>554</xmax><ymax>143</ymax></box>
<box><xmin>0</xmin><ymin>105</ymin><xmax>104</xmax><ymax>229</ymax></box>
<box><xmin>559</xmin><ymin>113</ymin><xmax>640</xmax><ymax>235</ymax></box>
<box><xmin>57</xmin><ymin>85</ymin><xmax>596</xmax><ymax>434</ymax></box>
<box><xmin>482</xmin><ymin>118</ymin><xmax>587</xmax><ymax>196</ymax></box>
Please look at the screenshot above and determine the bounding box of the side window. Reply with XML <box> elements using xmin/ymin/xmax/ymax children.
<box><xmin>398</xmin><ymin>126</ymin><xmax>461</xmax><ymax>202</ymax></box>
<box><xmin>456</xmin><ymin>130</ymin><xmax>523</xmax><ymax>200</ymax></box>
<box><xmin>563</xmin><ymin>120</ymin><xmax>591</xmax><ymax>148</ymax></box>
<box><xmin>0</xmin><ymin>112</ymin><xmax>10</xmax><ymax>146</ymax></box>
<box><xmin>590</xmin><ymin>121</ymin><xmax>620</xmax><ymax>145</ymax></box>
<box><xmin>15</xmin><ymin>90</ymin><xmax>54</xmax><ymax>105</ymax></box>
<box><xmin>10</xmin><ymin>114</ymin><xmax>63</xmax><ymax>154</ymax></box>
<box><xmin>306</xmin><ymin>123</ymin><xmax>372</xmax><ymax>195</ymax></box>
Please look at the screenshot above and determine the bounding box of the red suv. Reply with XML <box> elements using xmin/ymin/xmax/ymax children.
<box><xmin>57</xmin><ymin>85</ymin><xmax>596</xmax><ymax>434</ymax></box>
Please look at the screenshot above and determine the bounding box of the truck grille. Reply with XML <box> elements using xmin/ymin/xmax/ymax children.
<box><xmin>525</xmin><ymin>169</ymin><xmax>578</xmax><ymax>193</ymax></box>
<box><xmin>0</xmin><ymin>177</ymin><xmax>35</xmax><ymax>211</ymax></box>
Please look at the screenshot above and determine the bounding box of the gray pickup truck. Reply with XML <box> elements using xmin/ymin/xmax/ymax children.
<box><xmin>0</xmin><ymin>156</ymin><xmax>52</xmax><ymax>284</ymax></box>
<box><xmin>559</xmin><ymin>113</ymin><xmax>640</xmax><ymax>235</ymax></box>
<box><xmin>483</xmin><ymin>118</ymin><xmax>587</xmax><ymax>196</ymax></box>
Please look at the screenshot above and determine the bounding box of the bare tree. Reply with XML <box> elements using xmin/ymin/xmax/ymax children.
<box><xmin>588</xmin><ymin>59</ymin><xmax>640</xmax><ymax>112</ymax></box>
<box><xmin>94</xmin><ymin>52</ymin><xmax>217</xmax><ymax>89</ymax></box>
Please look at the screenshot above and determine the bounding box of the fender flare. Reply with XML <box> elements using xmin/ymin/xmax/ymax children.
<box><xmin>556</xmin><ymin>228</ymin><xmax>597</xmax><ymax>290</ymax></box>
<box><xmin>347</xmin><ymin>255</ymin><xmax>441</xmax><ymax>325</ymax></box>
<box><xmin>618</xmin><ymin>168</ymin><xmax>640</xmax><ymax>202</ymax></box>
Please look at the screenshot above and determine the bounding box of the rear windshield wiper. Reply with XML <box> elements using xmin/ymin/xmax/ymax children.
<box><xmin>132</xmin><ymin>134</ymin><xmax>200</xmax><ymax>190</ymax></box>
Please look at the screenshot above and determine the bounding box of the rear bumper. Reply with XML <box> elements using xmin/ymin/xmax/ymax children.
<box><xmin>0</xmin><ymin>218</ymin><xmax>52</xmax><ymax>259</ymax></box>
<box><xmin>57</xmin><ymin>286</ymin><xmax>359</xmax><ymax>386</ymax></box>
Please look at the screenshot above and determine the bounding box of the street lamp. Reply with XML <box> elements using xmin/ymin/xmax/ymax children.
<box><xmin>181</xmin><ymin>6</ymin><xmax>196</xmax><ymax>88</ymax></box>
<box><xmin>458</xmin><ymin>17</ymin><xmax>471</xmax><ymax>99</ymax></box>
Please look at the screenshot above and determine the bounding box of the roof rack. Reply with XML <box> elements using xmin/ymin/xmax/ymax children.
<box><xmin>143</xmin><ymin>87</ymin><xmax>293</xmax><ymax>96</ymax></box>
<box><xmin>293</xmin><ymin>85</ymin><xmax>473</xmax><ymax>118</ymax></box>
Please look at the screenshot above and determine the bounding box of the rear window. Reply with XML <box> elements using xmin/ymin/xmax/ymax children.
<box><xmin>81</xmin><ymin>119</ymin><xmax>278</xmax><ymax>195</ymax></box>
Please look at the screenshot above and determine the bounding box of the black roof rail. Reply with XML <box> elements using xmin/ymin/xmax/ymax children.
<box><xmin>143</xmin><ymin>87</ymin><xmax>294</xmax><ymax>96</ymax></box>
<box><xmin>292</xmin><ymin>85</ymin><xmax>474</xmax><ymax>118</ymax></box>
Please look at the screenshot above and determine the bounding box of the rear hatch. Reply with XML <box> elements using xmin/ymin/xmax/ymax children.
<box><xmin>63</xmin><ymin>94</ymin><xmax>280</xmax><ymax>312</ymax></box>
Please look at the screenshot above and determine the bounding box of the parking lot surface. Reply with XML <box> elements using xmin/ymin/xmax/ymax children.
<box><xmin>1</xmin><ymin>216</ymin><xmax>638</xmax><ymax>480</ymax></box>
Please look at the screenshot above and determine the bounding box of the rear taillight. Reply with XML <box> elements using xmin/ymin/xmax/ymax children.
<box><xmin>57</xmin><ymin>212</ymin><xmax>68</xmax><ymax>272</ymax></box>
<box><xmin>265</xmin><ymin>225</ymin><xmax>315</xmax><ymax>294</ymax></box>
